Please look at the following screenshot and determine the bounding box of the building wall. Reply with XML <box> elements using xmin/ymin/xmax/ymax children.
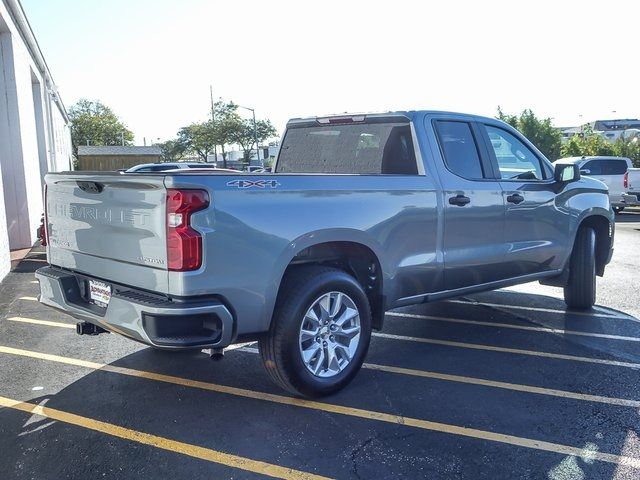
<box><xmin>0</xmin><ymin>0</ymin><xmax>72</xmax><ymax>282</ymax></box>
<box><xmin>77</xmin><ymin>154</ymin><xmax>162</xmax><ymax>171</ymax></box>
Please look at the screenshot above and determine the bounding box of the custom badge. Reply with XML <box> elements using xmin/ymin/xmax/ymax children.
<box><xmin>226</xmin><ymin>179</ymin><xmax>281</xmax><ymax>189</ymax></box>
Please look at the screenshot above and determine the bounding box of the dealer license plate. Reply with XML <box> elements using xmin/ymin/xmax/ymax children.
<box><xmin>89</xmin><ymin>280</ymin><xmax>111</xmax><ymax>307</ymax></box>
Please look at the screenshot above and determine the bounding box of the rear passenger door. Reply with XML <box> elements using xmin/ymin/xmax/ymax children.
<box><xmin>479</xmin><ymin>124</ymin><xmax>570</xmax><ymax>278</ymax></box>
<box><xmin>432</xmin><ymin>120</ymin><xmax>507</xmax><ymax>290</ymax></box>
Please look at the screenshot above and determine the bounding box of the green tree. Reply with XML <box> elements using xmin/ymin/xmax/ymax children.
<box><xmin>232</xmin><ymin>118</ymin><xmax>278</xmax><ymax>164</ymax></box>
<box><xmin>158</xmin><ymin>139</ymin><xmax>187</xmax><ymax>162</ymax></box>
<box><xmin>209</xmin><ymin>100</ymin><xmax>242</xmax><ymax>167</ymax></box>
<box><xmin>612</xmin><ymin>138</ymin><xmax>640</xmax><ymax>167</ymax></box>
<box><xmin>69</xmin><ymin>99</ymin><xmax>134</xmax><ymax>155</ymax></box>
<box><xmin>177</xmin><ymin>121</ymin><xmax>217</xmax><ymax>161</ymax></box>
<box><xmin>497</xmin><ymin>107</ymin><xmax>562</xmax><ymax>160</ymax></box>
<box><xmin>214</xmin><ymin>114</ymin><xmax>244</xmax><ymax>167</ymax></box>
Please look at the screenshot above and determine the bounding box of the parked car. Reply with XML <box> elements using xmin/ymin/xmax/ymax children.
<box><xmin>555</xmin><ymin>156</ymin><xmax>634</xmax><ymax>212</ymax></box>
<box><xmin>37</xmin><ymin>111</ymin><xmax>614</xmax><ymax>397</ymax></box>
<box><xmin>125</xmin><ymin>162</ymin><xmax>219</xmax><ymax>173</ymax></box>
<box><xmin>625</xmin><ymin>167</ymin><xmax>640</xmax><ymax>204</ymax></box>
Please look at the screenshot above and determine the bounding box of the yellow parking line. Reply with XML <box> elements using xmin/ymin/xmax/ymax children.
<box><xmin>7</xmin><ymin>315</ymin><xmax>637</xmax><ymax>408</ymax></box>
<box><xmin>19</xmin><ymin>296</ymin><xmax>38</xmax><ymax>301</ymax></box>
<box><xmin>373</xmin><ymin>332</ymin><xmax>640</xmax><ymax>369</ymax></box>
<box><xmin>6</xmin><ymin>317</ymin><xmax>75</xmax><ymax>329</ymax></box>
<box><xmin>0</xmin><ymin>395</ymin><xmax>328</xmax><ymax>480</ymax></box>
<box><xmin>8</xmin><ymin>316</ymin><xmax>640</xmax><ymax>370</ymax></box>
<box><xmin>0</xmin><ymin>345</ymin><xmax>639</xmax><ymax>469</ymax></box>
<box><xmin>447</xmin><ymin>299</ymin><xmax>627</xmax><ymax>319</ymax></box>
<box><xmin>387</xmin><ymin>311</ymin><xmax>640</xmax><ymax>342</ymax></box>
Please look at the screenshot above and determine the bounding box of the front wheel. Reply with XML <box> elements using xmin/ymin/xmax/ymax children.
<box><xmin>563</xmin><ymin>227</ymin><xmax>596</xmax><ymax>310</ymax></box>
<box><xmin>259</xmin><ymin>266</ymin><xmax>372</xmax><ymax>398</ymax></box>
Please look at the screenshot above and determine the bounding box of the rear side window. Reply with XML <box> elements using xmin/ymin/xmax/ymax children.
<box><xmin>582</xmin><ymin>160</ymin><xmax>628</xmax><ymax>175</ymax></box>
<box><xmin>603</xmin><ymin>160</ymin><xmax>628</xmax><ymax>175</ymax></box>
<box><xmin>276</xmin><ymin>122</ymin><xmax>418</xmax><ymax>174</ymax></box>
<box><xmin>435</xmin><ymin>121</ymin><xmax>484</xmax><ymax>179</ymax></box>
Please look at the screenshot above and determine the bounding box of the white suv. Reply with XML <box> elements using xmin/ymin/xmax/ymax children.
<box><xmin>555</xmin><ymin>156</ymin><xmax>635</xmax><ymax>212</ymax></box>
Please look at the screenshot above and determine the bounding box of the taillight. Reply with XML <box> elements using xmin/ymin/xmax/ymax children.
<box><xmin>166</xmin><ymin>189</ymin><xmax>209</xmax><ymax>271</ymax></box>
<box><xmin>624</xmin><ymin>171</ymin><xmax>628</xmax><ymax>189</ymax></box>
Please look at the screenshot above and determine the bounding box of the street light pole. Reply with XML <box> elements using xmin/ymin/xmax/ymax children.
<box><xmin>238</xmin><ymin>105</ymin><xmax>260</xmax><ymax>164</ymax></box>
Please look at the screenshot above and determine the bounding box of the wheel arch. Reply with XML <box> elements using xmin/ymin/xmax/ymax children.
<box><xmin>576</xmin><ymin>213</ymin><xmax>613</xmax><ymax>276</ymax></box>
<box><xmin>264</xmin><ymin>230</ymin><xmax>388</xmax><ymax>332</ymax></box>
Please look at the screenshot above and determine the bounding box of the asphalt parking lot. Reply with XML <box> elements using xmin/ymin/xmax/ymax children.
<box><xmin>1</xmin><ymin>210</ymin><xmax>639</xmax><ymax>479</ymax></box>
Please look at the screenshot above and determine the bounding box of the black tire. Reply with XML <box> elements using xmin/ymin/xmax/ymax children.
<box><xmin>563</xmin><ymin>227</ymin><xmax>596</xmax><ymax>310</ymax></box>
<box><xmin>259</xmin><ymin>266</ymin><xmax>372</xmax><ymax>398</ymax></box>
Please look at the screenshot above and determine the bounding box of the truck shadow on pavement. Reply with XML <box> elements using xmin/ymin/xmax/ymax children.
<box><xmin>2</xmin><ymin>305</ymin><xmax>640</xmax><ymax>480</ymax></box>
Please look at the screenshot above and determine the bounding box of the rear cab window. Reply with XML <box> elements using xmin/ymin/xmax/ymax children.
<box><xmin>276</xmin><ymin>118</ymin><xmax>419</xmax><ymax>175</ymax></box>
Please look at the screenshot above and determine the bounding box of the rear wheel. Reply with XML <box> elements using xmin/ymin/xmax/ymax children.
<box><xmin>259</xmin><ymin>266</ymin><xmax>372</xmax><ymax>398</ymax></box>
<box><xmin>563</xmin><ymin>227</ymin><xmax>596</xmax><ymax>310</ymax></box>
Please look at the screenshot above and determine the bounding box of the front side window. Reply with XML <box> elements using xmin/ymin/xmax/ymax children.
<box><xmin>435</xmin><ymin>121</ymin><xmax>484</xmax><ymax>179</ymax></box>
<box><xmin>484</xmin><ymin>126</ymin><xmax>544</xmax><ymax>180</ymax></box>
<box><xmin>582</xmin><ymin>160</ymin><xmax>602</xmax><ymax>175</ymax></box>
<box><xmin>276</xmin><ymin>121</ymin><xmax>418</xmax><ymax>175</ymax></box>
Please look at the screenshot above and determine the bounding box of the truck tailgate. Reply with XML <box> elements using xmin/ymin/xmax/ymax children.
<box><xmin>45</xmin><ymin>173</ymin><xmax>169</xmax><ymax>293</ymax></box>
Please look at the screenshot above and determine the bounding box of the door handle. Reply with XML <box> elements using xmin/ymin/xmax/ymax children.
<box><xmin>506</xmin><ymin>193</ymin><xmax>524</xmax><ymax>204</ymax></box>
<box><xmin>449</xmin><ymin>194</ymin><xmax>471</xmax><ymax>206</ymax></box>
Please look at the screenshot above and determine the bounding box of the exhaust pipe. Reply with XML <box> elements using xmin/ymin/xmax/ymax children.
<box><xmin>76</xmin><ymin>322</ymin><xmax>108</xmax><ymax>336</ymax></box>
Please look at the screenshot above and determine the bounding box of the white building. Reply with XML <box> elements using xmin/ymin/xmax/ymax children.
<box><xmin>0</xmin><ymin>0</ymin><xmax>72</xmax><ymax>280</ymax></box>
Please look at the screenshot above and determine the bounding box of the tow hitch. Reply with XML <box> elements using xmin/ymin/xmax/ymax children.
<box><xmin>76</xmin><ymin>322</ymin><xmax>109</xmax><ymax>336</ymax></box>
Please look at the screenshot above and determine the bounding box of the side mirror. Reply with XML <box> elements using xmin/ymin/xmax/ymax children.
<box><xmin>554</xmin><ymin>163</ymin><xmax>581</xmax><ymax>183</ymax></box>
<box><xmin>579</xmin><ymin>168</ymin><xmax>591</xmax><ymax>175</ymax></box>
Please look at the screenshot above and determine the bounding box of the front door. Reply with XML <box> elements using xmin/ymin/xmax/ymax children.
<box><xmin>432</xmin><ymin>119</ymin><xmax>507</xmax><ymax>291</ymax></box>
<box><xmin>479</xmin><ymin>123</ymin><xmax>570</xmax><ymax>278</ymax></box>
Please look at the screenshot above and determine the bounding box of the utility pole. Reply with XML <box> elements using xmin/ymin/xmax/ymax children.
<box><xmin>120</xmin><ymin>131</ymin><xmax>125</xmax><ymax>146</ymax></box>
<box><xmin>210</xmin><ymin>85</ymin><xmax>217</xmax><ymax>164</ymax></box>
<box><xmin>252</xmin><ymin>108</ymin><xmax>259</xmax><ymax>163</ymax></box>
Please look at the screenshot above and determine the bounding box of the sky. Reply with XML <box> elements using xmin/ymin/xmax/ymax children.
<box><xmin>21</xmin><ymin>0</ymin><xmax>640</xmax><ymax>145</ymax></box>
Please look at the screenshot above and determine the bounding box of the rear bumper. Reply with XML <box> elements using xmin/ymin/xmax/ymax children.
<box><xmin>622</xmin><ymin>192</ymin><xmax>640</xmax><ymax>206</ymax></box>
<box><xmin>611</xmin><ymin>193</ymin><xmax>639</xmax><ymax>208</ymax></box>
<box><xmin>36</xmin><ymin>266</ymin><xmax>234</xmax><ymax>349</ymax></box>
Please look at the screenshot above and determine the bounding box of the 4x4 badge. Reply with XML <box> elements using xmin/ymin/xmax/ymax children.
<box><xmin>226</xmin><ymin>179</ymin><xmax>280</xmax><ymax>189</ymax></box>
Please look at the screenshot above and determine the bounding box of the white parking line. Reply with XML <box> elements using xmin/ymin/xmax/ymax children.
<box><xmin>447</xmin><ymin>299</ymin><xmax>633</xmax><ymax>320</ymax></box>
<box><xmin>387</xmin><ymin>311</ymin><xmax>640</xmax><ymax>342</ymax></box>
<box><xmin>373</xmin><ymin>332</ymin><xmax>640</xmax><ymax>369</ymax></box>
<box><xmin>235</xmin><ymin>346</ymin><xmax>640</xmax><ymax>408</ymax></box>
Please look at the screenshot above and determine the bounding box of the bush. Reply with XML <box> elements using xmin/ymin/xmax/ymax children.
<box><xmin>561</xmin><ymin>133</ymin><xmax>640</xmax><ymax>167</ymax></box>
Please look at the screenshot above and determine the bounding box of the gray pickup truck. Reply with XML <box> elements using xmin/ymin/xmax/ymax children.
<box><xmin>37</xmin><ymin>111</ymin><xmax>614</xmax><ymax>397</ymax></box>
